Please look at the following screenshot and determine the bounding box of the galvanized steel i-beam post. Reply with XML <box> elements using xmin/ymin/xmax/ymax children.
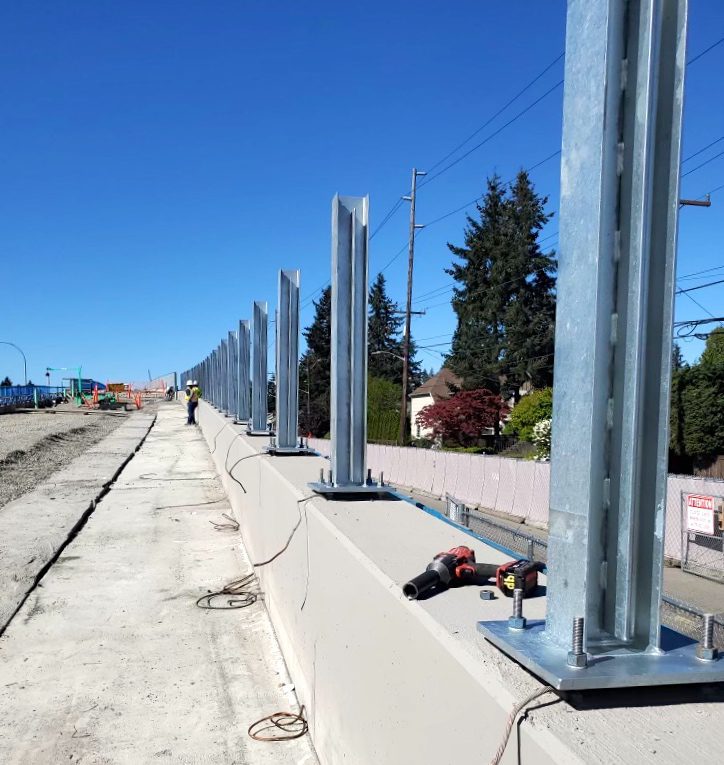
<box><xmin>480</xmin><ymin>0</ymin><xmax>724</xmax><ymax>690</ymax></box>
<box><xmin>227</xmin><ymin>330</ymin><xmax>236</xmax><ymax>419</ymax></box>
<box><xmin>309</xmin><ymin>195</ymin><xmax>384</xmax><ymax>496</ymax></box>
<box><xmin>248</xmin><ymin>301</ymin><xmax>268</xmax><ymax>435</ymax></box>
<box><xmin>238</xmin><ymin>319</ymin><xmax>251</xmax><ymax>423</ymax></box>
<box><xmin>220</xmin><ymin>338</ymin><xmax>228</xmax><ymax>415</ymax></box>
<box><xmin>267</xmin><ymin>270</ymin><xmax>311</xmax><ymax>454</ymax></box>
<box><xmin>479</xmin><ymin>0</ymin><xmax>723</xmax><ymax>690</ymax></box>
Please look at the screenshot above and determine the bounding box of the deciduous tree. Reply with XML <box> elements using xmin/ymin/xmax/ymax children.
<box><xmin>415</xmin><ymin>388</ymin><xmax>508</xmax><ymax>446</ymax></box>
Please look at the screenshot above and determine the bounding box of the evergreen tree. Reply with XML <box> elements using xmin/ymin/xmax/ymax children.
<box><xmin>446</xmin><ymin>173</ymin><xmax>556</xmax><ymax>397</ymax></box>
<box><xmin>0</xmin><ymin>376</ymin><xmax>12</xmax><ymax>387</ymax></box>
<box><xmin>446</xmin><ymin>176</ymin><xmax>510</xmax><ymax>393</ymax></box>
<box><xmin>683</xmin><ymin>330</ymin><xmax>724</xmax><ymax>465</ymax></box>
<box><xmin>367</xmin><ymin>271</ymin><xmax>422</xmax><ymax>390</ymax></box>
<box><xmin>368</xmin><ymin>273</ymin><xmax>404</xmax><ymax>382</ymax></box>
<box><xmin>669</xmin><ymin>331</ymin><xmax>724</xmax><ymax>467</ymax></box>
<box><xmin>503</xmin><ymin>172</ymin><xmax>557</xmax><ymax>390</ymax></box>
<box><xmin>700</xmin><ymin>327</ymin><xmax>724</xmax><ymax>366</ymax></box>
<box><xmin>299</xmin><ymin>287</ymin><xmax>331</xmax><ymax>436</ymax></box>
<box><xmin>672</xmin><ymin>342</ymin><xmax>685</xmax><ymax>370</ymax></box>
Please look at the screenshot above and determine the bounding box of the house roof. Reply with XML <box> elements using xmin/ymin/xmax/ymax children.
<box><xmin>409</xmin><ymin>367</ymin><xmax>462</xmax><ymax>402</ymax></box>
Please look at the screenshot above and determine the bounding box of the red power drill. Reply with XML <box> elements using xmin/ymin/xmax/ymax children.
<box><xmin>402</xmin><ymin>546</ymin><xmax>498</xmax><ymax>600</ymax></box>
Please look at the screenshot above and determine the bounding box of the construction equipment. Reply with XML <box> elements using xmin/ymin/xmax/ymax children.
<box><xmin>403</xmin><ymin>546</ymin><xmax>498</xmax><ymax>600</ymax></box>
<box><xmin>495</xmin><ymin>559</ymin><xmax>543</xmax><ymax>599</ymax></box>
<box><xmin>403</xmin><ymin>548</ymin><xmax>544</xmax><ymax>601</ymax></box>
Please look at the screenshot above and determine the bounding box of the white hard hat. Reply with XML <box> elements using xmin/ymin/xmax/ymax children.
<box><xmin>192</xmin><ymin>380</ymin><xmax>198</xmax><ymax>385</ymax></box>
<box><xmin>186</xmin><ymin>379</ymin><xmax>193</xmax><ymax>386</ymax></box>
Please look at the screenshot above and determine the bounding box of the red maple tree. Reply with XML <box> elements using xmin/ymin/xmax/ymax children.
<box><xmin>416</xmin><ymin>388</ymin><xmax>508</xmax><ymax>446</ymax></box>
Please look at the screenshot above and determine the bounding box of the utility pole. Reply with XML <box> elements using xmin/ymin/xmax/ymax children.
<box><xmin>398</xmin><ymin>168</ymin><xmax>426</xmax><ymax>445</ymax></box>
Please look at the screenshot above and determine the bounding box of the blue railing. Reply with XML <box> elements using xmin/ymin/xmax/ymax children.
<box><xmin>0</xmin><ymin>385</ymin><xmax>66</xmax><ymax>407</ymax></box>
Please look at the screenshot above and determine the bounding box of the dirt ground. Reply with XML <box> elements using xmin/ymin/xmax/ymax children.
<box><xmin>0</xmin><ymin>405</ymin><xmax>154</xmax><ymax>509</ymax></box>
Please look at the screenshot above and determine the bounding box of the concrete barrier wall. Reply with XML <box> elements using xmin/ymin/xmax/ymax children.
<box><xmin>197</xmin><ymin>403</ymin><xmax>584</xmax><ymax>765</ymax></box>
<box><xmin>308</xmin><ymin>438</ymin><xmax>724</xmax><ymax>562</ymax></box>
<box><xmin>197</xmin><ymin>403</ymin><xmax>724</xmax><ymax>764</ymax></box>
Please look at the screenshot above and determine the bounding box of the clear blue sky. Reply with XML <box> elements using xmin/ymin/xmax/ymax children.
<box><xmin>2</xmin><ymin>1</ymin><xmax>723</xmax><ymax>385</ymax></box>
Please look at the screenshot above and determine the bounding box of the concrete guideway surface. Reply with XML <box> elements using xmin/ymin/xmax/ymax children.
<box><xmin>0</xmin><ymin>404</ymin><xmax>318</xmax><ymax>765</ymax></box>
<box><xmin>0</xmin><ymin>410</ymin><xmax>156</xmax><ymax>631</ymax></box>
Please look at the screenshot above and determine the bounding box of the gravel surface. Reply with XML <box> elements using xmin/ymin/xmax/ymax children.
<box><xmin>0</xmin><ymin>408</ymin><xmax>133</xmax><ymax>509</ymax></box>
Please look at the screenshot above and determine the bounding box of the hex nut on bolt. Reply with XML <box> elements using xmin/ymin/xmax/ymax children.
<box><xmin>508</xmin><ymin>615</ymin><xmax>527</xmax><ymax>630</ymax></box>
<box><xmin>567</xmin><ymin>650</ymin><xmax>588</xmax><ymax>668</ymax></box>
<box><xmin>696</xmin><ymin>645</ymin><xmax>718</xmax><ymax>661</ymax></box>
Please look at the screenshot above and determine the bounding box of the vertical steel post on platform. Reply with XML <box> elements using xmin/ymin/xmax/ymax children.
<box><xmin>214</xmin><ymin>345</ymin><xmax>220</xmax><ymax>407</ymax></box>
<box><xmin>275</xmin><ymin>270</ymin><xmax>301</xmax><ymax>449</ymax></box>
<box><xmin>238</xmin><ymin>319</ymin><xmax>251</xmax><ymax>422</ymax></box>
<box><xmin>545</xmin><ymin>0</ymin><xmax>688</xmax><ymax>652</ymax></box>
<box><xmin>221</xmin><ymin>340</ymin><xmax>225</xmax><ymax>412</ymax></box>
<box><xmin>251</xmin><ymin>301</ymin><xmax>268</xmax><ymax>433</ymax></box>
<box><xmin>330</xmin><ymin>195</ymin><xmax>369</xmax><ymax>486</ymax></box>
<box><xmin>228</xmin><ymin>331</ymin><xmax>236</xmax><ymax>418</ymax></box>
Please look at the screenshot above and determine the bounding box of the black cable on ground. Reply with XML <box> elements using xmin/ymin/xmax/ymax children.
<box><xmin>252</xmin><ymin>496</ymin><xmax>318</xmax><ymax>568</ymax></box>
<box><xmin>209</xmin><ymin>422</ymin><xmax>232</xmax><ymax>454</ymax></box>
<box><xmin>157</xmin><ymin>497</ymin><xmax>228</xmax><ymax>510</ymax></box>
<box><xmin>225</xmin><ymin>451</ymin><xmax>267</xmax><ymax>494</ymax></box>
<box><xmin>209</xmin><ymin>513</ymin><xmax>240</xmax><ymax>531</ymax></box>
<box><xmin>488</xmin><ymin>686</ymin><xmax>556</xmax><ymax>765</ymax></box>
<box><xmin>248</xmin><ymin>706</ymin><xmax>309</xmax><ymax>742</ymax></box>
<box><xmin>195</xmin><ymin>572</ymin><xmax>257</xmax><ymax>610</ymax></box>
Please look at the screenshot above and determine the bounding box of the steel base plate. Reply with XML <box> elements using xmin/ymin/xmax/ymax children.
<box><xmin>477</xmin><ymin>619</ymin><xmax>724</xmax><ymax>690</ymax></box>
<box><xmin>307</xmin><ymin>482</ymin><xmax>395</xmax><ymax>498</ymax></box>
<box><xmin>246</xmin><ymin>429</ymin><xmax>270</xmax><ymax>436</ymax></box>
<box><xmin>264</xmin><ymin>446</ymin><xmax>317</xmax><ymax>456</ymax></box>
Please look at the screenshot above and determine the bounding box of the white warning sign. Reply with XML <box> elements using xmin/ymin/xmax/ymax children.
<box><xmin>686</xmin><ymin>494</ymin><xmax>715</xmax><ymax>535</ymax></box>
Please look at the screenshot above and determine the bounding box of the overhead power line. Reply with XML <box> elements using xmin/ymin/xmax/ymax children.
<box><xmin>686</xmin><ymin>35</ymin><xmax>724</xmax><ymax>66</ymax></box>
<box><xmin>679</xmin><ymin>291</ymin><xmax>716</xmax><ymax>319</ymax></box>
<box><xmin>418</xmin><ymin>80</ymin><xmax>564</xmax><ymax>189</ymax></box>
<box><xmin>681</xmin><ymin>149</ymin><xmax>724</xmax><ymax>178</ymax></box>
<box><xmin>426</xmin><ymin>52</ymin><xmax>565</xmax><ymax>175</ymax></box>
<box><xmin>676</xmin><ymin>277</ymin><xmax>724</xmax><ymax>295</ymax></box>
<box><xmin>369</xmin><ymin>198</ymin><xmax>404</xmax><ymax>241</ymax></box>
<box><xmin>305</xmin><ymin>36</ymin><xmax>724</xmax><ymax>316</ymax></box>
<box><xmin>682</xmin><ymin>135</ymin><xmax>724</xmax><ymax>164</ymax></box>
<box><xmin>677</xmin><ymin>264</ymin><xmax>724</xmax><ymax>281</ymax></box>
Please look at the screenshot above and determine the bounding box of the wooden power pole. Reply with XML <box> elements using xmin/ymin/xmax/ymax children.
<box><xmin>398</xmin><ymin>168</ymin><xmax>426</xmax><ymax>444</ymax></box>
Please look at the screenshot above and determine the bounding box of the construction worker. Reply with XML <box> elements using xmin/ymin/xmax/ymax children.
<box><xmin>185</xmin><ymin>380</ymin><xmax>201</xmax><ymax>425</ymax></box>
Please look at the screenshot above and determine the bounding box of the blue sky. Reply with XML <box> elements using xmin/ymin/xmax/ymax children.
<box><xmin>2</xmin><ymin>1</ymin><xmax>723</xmax><ymax>385</ymax></box>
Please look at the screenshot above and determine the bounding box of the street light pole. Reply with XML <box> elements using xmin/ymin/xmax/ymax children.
<box><xmin>0</xmin><ymin>341</ymin><xmax>27</xmax><ymax>385</ymax></box>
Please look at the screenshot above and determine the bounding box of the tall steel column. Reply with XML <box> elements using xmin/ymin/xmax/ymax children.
<box><xmin>479</xmin><ymin>0</ymin><xmax>722</xmax><ymax>690</ymax></box>
<box><xmin>273</xmin><ymin>270</ymin><xmax>303</xmax><ymax>450</ymax></box>
<box><xmin>220</xmin><ymin>338</ymin><xmax>227</xmax><ymax>414</ymax></box>
<box><xmin>238</xmin><ymin>319</ymin><xmax>251</xmax><ymax>423</ymax></box>
<box><xmin>227</xmin><ymin>330</ymin><xmax>236</xmax><ymax>419</ymax></box>
<box><xmin>249</xmin><ymin>301</ymin><xmax>268</xmax><ymax>434</ymax></box>
<box><xmin>311</xmin><ymin>195</ymin><xmax>382</xmax><ymax>494</ymax></box>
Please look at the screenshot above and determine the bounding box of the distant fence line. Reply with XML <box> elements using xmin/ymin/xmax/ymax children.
<box><xmin>0</xmin><ymin>385</ymin><xmax>66</xmax><ymax>409</ymax></box>
<box><xmin>307</xmin><ymin>438</ymin><xmax>724</xmax><ymax>567</ymax></box>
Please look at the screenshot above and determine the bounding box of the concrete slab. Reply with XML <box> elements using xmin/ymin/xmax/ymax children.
<box><xmin>0</xmin><ymin>406</ymin><xmax>317</xmax><ymax>765</ymax></box>
<box><xmin>0</xmin><ymin>412</ymin><xmax>156</xmax><ymax>631</ymax></box>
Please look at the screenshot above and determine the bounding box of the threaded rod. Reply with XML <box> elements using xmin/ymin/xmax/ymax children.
<box><xmin>512</xmin><ymin>589</ymin><xmax>523</xmax><ymax>618</ymax></box>
<box><xmin>702</xmin><ymin>614</ymin><xmax>714</xmax><ymax>650</ymax></box>
<box><xmin>572</xmin><ymin>616</ymin><xmax>584</xmax><ymax>655</ymax></box>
